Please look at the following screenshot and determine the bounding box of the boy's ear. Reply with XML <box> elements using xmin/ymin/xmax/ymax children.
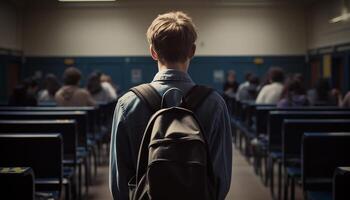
<box><xmin>150</xmin><ymin>45</ymin><xmax>159</xmax><ymax>61</ymax></box>
<box><xmin>189</xmin><ymin>44</ymin><xmax>196</xmax><ymax>59</ymax></box>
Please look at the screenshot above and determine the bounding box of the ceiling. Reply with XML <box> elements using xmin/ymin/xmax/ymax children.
<box><xmin>7</xmin><ymin>0</ymin><xmax>319</xmax><ymax>8</ymax></box>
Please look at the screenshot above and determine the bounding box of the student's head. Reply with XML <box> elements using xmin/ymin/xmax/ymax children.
<box><xmin>23</xmin><ymin>77</ymin><xmax>39</xmax><ymax>94</ymax></box>
<box><xmin>244</xmin><ymin>72</ymin><xmax>253</xmax><ymax>82</ymax></box>
<box><xmin>147</xmin><ymin>11</ymin><xmax>197</xmax><ymax>70</ymax></box>
<box><xmin>268</xmin><ymin>67</ymin><xmax>285</xmax><ymax>83</ymax></box>
<box><xmin>226</xmin><ymin>70</ymin><xmax>237</xmax><ymax>83</ymax></box>
<box><xmin>249</xmin><ymin>75</ymin><xmax>259</xmax><ymax>86</ymax></box>
<box><xmin>63</xmin><ymin>67</ymin><xmax>82</xmax><ymax>86</ymax></box>
<box><xmin>281</xmin><ymin>77</ymin><xmax>305</xmax><ymax>99</ymax></box>
<box><xmin>44</xmin><ymin>74</ymin><xmax>61</xmax><ymax>96</ymax></box>
<box><xmin>293</xmin><ymin>73</ymin><xmax>304</xmax><ymax>84</ymax></box>
<box><xmin>101</xmin><ymin>74</ymin><xmax>112</xmax><ymax>83</ymax></box>
<box><xmin>87</xmin><ymin>72</ymin><xmax>102</xmax><ymax>95</ymax></box>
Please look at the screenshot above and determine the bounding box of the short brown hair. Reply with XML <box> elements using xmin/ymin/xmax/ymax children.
<box><xmin>63</xmin><ymin>67</ymin><xmax>81</xmax><ymax>85</ymax></box>
<box><xmin>269</xmin><ymin>67</ymin><xmax>285</xmax><ymax>83</ymax></box>
<box><xmin>147</xmin><ymin>11</ymin><xmax>197</xmax><ymax>63</ymax></box>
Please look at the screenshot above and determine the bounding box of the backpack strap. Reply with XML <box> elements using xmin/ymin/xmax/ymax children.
<box><xmin>181</xmin><ymin>85</ymin><xmax>213</xmax><ymax>111</ymax></box>
<box><xmin>182</xmin><ymin>85</ymin><xmax>218</xmax><ymax>198</ymax></box>
<box><xmin>130</xmin><ymin>84</ymin><xmax>161</xmax><ymax>113</ymax></box>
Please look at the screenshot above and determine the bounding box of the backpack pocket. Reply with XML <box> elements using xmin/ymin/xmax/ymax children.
<box><xmin>147</xmin><ymin>159</ymin><xmax>209</xmax><ymax>200</ymax></box>
<box><xmin>146</xmin><ymin>138</ymin><xmax>213</xmax><ymax>200</ymax></box>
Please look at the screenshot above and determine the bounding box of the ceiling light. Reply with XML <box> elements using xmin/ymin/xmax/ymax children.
<box><xmin>330</xmin><ymin>0</ymin><xmax>350</xmax><ymax>23</ymax></box>
<box><xmin>330</xmin><ymin>12</ymin><xmax>350</xmax><ymax>23</ymax></box>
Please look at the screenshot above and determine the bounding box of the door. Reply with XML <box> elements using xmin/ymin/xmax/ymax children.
<box><xmin>331</xmin><ymin>56</ymin><xmax>345</xmax><ymax>91</ymax></box>
<box><xmin>7</xmin><ymin>63</ymin><xmax>20</xmax><ymax>97</ymax></box>
<box><xmin>310</xmin><ymin>58</ymin><xmax>321</xmax><ymax>87</ymax></box>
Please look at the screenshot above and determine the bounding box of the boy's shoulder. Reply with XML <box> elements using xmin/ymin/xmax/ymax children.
<box><xmin>117</xmin><ymin>88</ymin><xmax>227</xmax><ymax>116</ymax></box>
<box><xmin>203</xmin><ymin>90</ymin><xmax>228</xmax><ymax>112</ymax></box>
<box><xmin>117</xmin><ymin>91</ymin><xmax>140</xmax><ymax>114</ymax></box>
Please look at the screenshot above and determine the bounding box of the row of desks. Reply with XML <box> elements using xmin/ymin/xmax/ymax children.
<box><xmin>224</xmin><ymin>96</ymin><xmax>350</xmax><ymax>200</ymax></box>
<box><xmin>0</xmin><ymin>101</ymin><xmax>117</xmax><ymax>200</ymax></box>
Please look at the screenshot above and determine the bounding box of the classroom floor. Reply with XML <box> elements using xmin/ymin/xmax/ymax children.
<box><xmin>88</xmin><ymin>147</ymin><xmax>273</xmax><ymax>200</ymax></box>
<box><xmin>226</xmin><ymin>149</ymin><xmax>272</xmax><ymax>200</ymax></box>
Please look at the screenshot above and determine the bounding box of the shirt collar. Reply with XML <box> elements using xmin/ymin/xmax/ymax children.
<box><xmin>152</xmin><ymin>69</ymin><xmax>193</xmax><ymax>83</ymax></box>
<box><xmin>271</xmin><ymin>82</ymin><xmax>283</xmax><ymax>86</ymax></box>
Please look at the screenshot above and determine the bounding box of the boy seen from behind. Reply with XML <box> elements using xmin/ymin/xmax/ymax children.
<box><xmin>109</xmin><ymin>11</ymin><xmax>232</xmax><ymax>200</ymax></box>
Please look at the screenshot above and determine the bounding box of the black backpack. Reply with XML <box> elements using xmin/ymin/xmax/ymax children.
<box><xmin>128</xmin><ymin>84</ymin><xmax>217</xmax><ymax>200</ymax></box>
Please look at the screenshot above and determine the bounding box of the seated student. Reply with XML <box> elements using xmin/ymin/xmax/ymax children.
<box><xmin>294</xmin><ymin>73</ymin><xmax>304</xmax><ymax>84</ymax></box>
<box><xmin>236</xmin><ymin>75</ymin><xmax>259</xmax><ymax>101</ymax></box>
<box><xmin>340</xmin><ymin>91</ymin><xmax>350</xmax><ymax>108</ymax></box>
<box><xmin>8</xmin><ymin>78</ymin><xmax>38</xmax><ymax>106</ymax></box>
<box><xmin>307</xmin><ymin>78</ymin><xmax>338</xmax><ymax>106</ymax></box>
<box><xmin>87</xmin><ymin>72</ymin><xmax>116</xmax><ymax>103</ymax></box>
<box><xmin>55</xmin><ymin>67</ymin><xmax>96</xmax><ymax>107</ymax></box>
<box><xmin>38</xmin><ymin>74</ymin><xmax>61</xmax><ymax>102</ymax></box>
<box><xmin>235</xmin><ymin>72</ymin><xmax>252</xmax><ymax>100</ymax></box>
<box><xmin>100</xmin><ymin>73</ymin><xmax>118</xmax><ymax>98</ymax></box>
<box><xmin>237</xmin><ymin>72</ymin><xmax>252</xmax><ymax>91</ymax></box>
<box><xmin>109</xmin><ymin>11</ymin><xmax>232</xmax><ymax>200</ymax></box>
<box><xmin>223</xmin><ymin>70</ymin><xmax>239</xmax><ymax>97</ymax></box>
<box><xmin>256</xmin><ymin>67</ymin><xmax>285</xmax><ymax>104</ymax></box>
<box><xmin>277</xmin><ymin>77</ymin><xmax>309</xmax><ymax>108</ymax></box>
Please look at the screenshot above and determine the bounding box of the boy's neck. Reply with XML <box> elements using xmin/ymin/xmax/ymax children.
<box><xmin>157</xmin><ymin>60</ymin><xmax>189</xmax><ymax>73</ymax></box>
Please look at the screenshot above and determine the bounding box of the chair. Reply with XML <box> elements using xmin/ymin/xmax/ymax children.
<box><xmin>302</xmin><ymin>133</ymin><xmax>350</xmax><ymax>200</ymax></box>
<box><xmin>0</xmin><ymin>106</ymin><xmax>105</xmax><ymax>169</ymax></box>
<box><xmin>267</xmin><ymin>111</ymin><xmax>350</xmax><ymax>200</ymax></box>
<box><xmin>283</xmin><ymin>120</ymin><xmax>350</xmax><ymax>200</ymax></box>
<box><xmin>0</xmin><ymin>167</ymin><xmax>35</xmax><ymax>200</ymax></box>
<box><xmin>0</xmin><ymin>106</ymin><xmax>99</xmax><ymax>140</ymax></box>
<box><xmin>333</xmin><ymin>167</ymin><xmax>350</xmax><ymax>200</ymax></box>
<box><xmin>0</xmin><ymin>111</ymin><xmax>90</xmax><ymax>199</ymax></box>
<box><xmin>0</xmin><ymin>119</ymin><xmax>78</xmax><ymax>199</ymax></box>
<box><xmin>0</xmin><ymin>111</ymin><xmax>88</xmax><ymax>148</ymax></box>
<box><xmin>0</xmin><ymin>134</ymin><xmax>63</xmax><ymax>199</ymax></box>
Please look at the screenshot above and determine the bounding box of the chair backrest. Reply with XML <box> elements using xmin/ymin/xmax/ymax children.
<box><xmin>237</xmin><ymin>100</ymin><xmax>262</xmax><ymax>127</ymax></box>
<box><xmin>237</xmin><ymin>100</ymin><xmax>250</xmax><ymax>121</ymax></box>
<box><xmin>283</xmin><ymin>119</ymin><xmax>350</xmax><ymax>163</ymax></box>
<box><xmin>0</xmin><ymin>120</ymin><xmax>77</xmax><ymax>163</ymax></box>
<box><xmin>0</xmin><ymin>111</ymin><xmax>88</xmax><ymax>148</ymax></box>
<box><xmin>0</xmin><ymin>134</ymin><xmax>63</xmax><ymax>193</ymax></box>
<box><xmin>268</xmin><ymin>111</ymin><xmax>350</xmax><ymax>152</ymax></box>
<box><xmin>0</xmin><ymin>106</ymin><xmax>100</xmax><ymax>137</ymax></box>
<box><xmin>333</xmin><ymin>167</ymin><xmax>350</xmax><ymax>200</ymax></box>
<box><xmin>251</xmin><ymin>105</ymin><xmax>275</xmax><ymax>135</ymax></box>
<box><xmin>302</xmin><ymin>133</ymin><xmax>350</xmax><ymax>192</ymax></box>
<box><xmin>37</xmin><ymin>102</ymin><xmax>57</xmax><ymax>107</ymax></box>
<box><xmin>256</xmin><ymin>107</ymin><xmax>350</xmax><ymax>136</ymax></box>
<box><xmin>0</xmin><ymin>167</ymin><xmax>35</xmax><ymax>200</ymax></box>
<box><xmin>99</xmin><ymin>100</ymin><xmax>117</xmax><ymax>129</ymax></box>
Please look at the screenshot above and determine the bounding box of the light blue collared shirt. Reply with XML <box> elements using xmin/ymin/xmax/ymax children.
<box><xmin>109</xmin><ymin>69</ymin><xmax>232</xmax><ymax>200</ymax></box>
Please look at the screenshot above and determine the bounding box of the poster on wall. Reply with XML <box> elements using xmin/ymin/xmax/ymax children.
<box><xmin>131</xmin><ymin>69</ymin><xmax>142</xmax><ymax>84</ymax></box>
<box><xmin>213</xmin><ymin>70</ymin><xmax>225</xmax><ymax>83</ymax></box>
<box><xmin>323</xmin><ymin>54</ymin><xmax>332</xmax><ymax>78</ymax></box>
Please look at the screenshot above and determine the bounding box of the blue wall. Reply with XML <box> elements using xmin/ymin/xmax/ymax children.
<box><xmin>23</xmin><ymin>56</ymin><xmax>306</xmax><ymax>93</ymax></box>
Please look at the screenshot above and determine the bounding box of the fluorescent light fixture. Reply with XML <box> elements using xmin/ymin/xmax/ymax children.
<box><xmin>330</xmin><ymin>13</ymin><xmax>350</xmax><ymax>23</ymax></box>
<box><xmin>330</xmin><ymin>2</ymin><xmax>350</xmax><ymax>24</ymax></box>
<box><xmin>58</xmin><ymin>0</ymin><xmax>116</xmax><ymax>1</ymax></box>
